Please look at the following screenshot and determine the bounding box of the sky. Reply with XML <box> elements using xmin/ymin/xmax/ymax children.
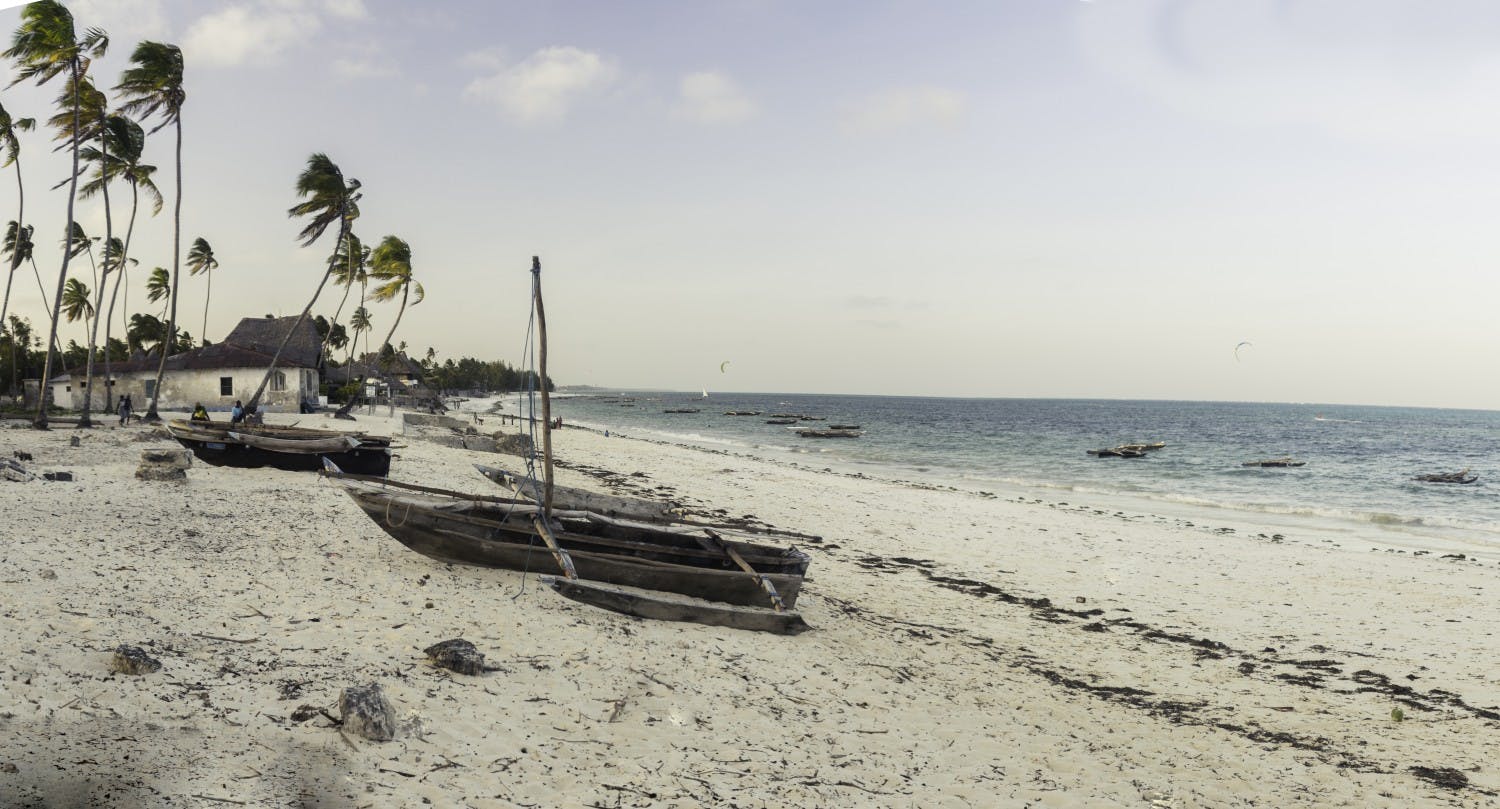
<box><xmin>1</xmin><ymin>0</ymin><xmax>1498</xmax><ymax>409</ymax></box>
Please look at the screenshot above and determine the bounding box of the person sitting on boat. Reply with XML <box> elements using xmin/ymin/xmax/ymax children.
<box><xmin>190</xmin><ymin>402</ymin><xmax>211</xmax><ymax>422</ymax></box>
<box><xmin>230</xmin><ymin>400</ymin><xmax>245</xmax><ymax>424</ymax></box>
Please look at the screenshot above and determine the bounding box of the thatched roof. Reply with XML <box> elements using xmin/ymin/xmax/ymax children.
<box><xmin>54</xmin><ymin>316</ymin><xmax>322</xmax><ymax>379</ymax></box>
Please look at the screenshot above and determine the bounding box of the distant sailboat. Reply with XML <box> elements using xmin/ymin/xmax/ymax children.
<box><xmin>701</xmin><ymin>388</ymin><xmax>709</xmax><ymax>398</ymax></box>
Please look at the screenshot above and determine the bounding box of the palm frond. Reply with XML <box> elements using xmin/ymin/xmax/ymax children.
<box><xmin>62</xmin><ymin>277</ymin><xmax>93</xmax><ymax>322</ymax></box>
<box><xmin>4</xmin><ymin>1</ymin><xmax>78</xmax><ymax>89</ymax></box>
<box><xmin>113</xmin><ymin>40</ymin><xmax>184</xmax><ymax>132</ymax></box>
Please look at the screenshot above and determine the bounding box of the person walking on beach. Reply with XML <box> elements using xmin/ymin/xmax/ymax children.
<box><xmin>230</xmin><ymin>400</ymin><xmax>245</xmax><ymax>424</ymax></box>
<box><xmin>117</xmin><ymin>395</ymin><xmax>129</xmax><ymax>426</ymax></box>
<box><xmin>121</xmin><ymin>395</ymin><xmax>133</xmax><ymax>426</ymax></box>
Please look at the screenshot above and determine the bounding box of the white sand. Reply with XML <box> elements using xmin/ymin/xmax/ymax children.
<box><xmin>2</xmin><ymin>407</ymin><xmax>1497</xmax><ymax>807</ymax></box>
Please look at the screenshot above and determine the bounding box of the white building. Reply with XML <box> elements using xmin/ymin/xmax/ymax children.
<box><xmin>50</xmin><ymin>316</ymin><xmax>323</xmax><ymax>413</ymax></box>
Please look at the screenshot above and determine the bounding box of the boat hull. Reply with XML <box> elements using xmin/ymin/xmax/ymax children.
<box><xmin>334</xmin><ymin>479</ymin><xmax>808</xmax><ymax>609</ymax></box>
<box><xmin>543</xmin><ymin>576</ymin><xmax>811</xmax><ymax>634</ymax></box>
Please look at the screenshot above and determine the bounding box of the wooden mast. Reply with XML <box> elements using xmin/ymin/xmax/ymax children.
<box><xmin>530</xmin><ymin>255</ymin><xmax>576</xmax><ymax>580</ymax></box>
<box><xmin>532</xmin><ymin>256</ymin><xmax>554</xmax><ymax>516</ymax></box>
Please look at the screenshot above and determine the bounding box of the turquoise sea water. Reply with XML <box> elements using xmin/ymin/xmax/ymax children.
<box><xmin>527</xmin><ymin>393</ymin><xmax>1499</xmax><ymax>552</ymax></box>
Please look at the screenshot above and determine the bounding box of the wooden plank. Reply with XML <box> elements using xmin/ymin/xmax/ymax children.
<box><xmin>531</xmin><ymin>515</ymin><xmax>577</xmax><ymax>580</ymax></box>
<box><xmin>701</xmin><ymin>529</ymin><xmax>786</xmax><ymax>612</ymax></box>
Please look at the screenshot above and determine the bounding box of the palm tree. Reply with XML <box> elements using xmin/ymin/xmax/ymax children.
<box><xmin>368</xmin><ymin>235</ymin><xmax>424</xmax><ymax>376</ymax></box>
<box><xmin>5</xmin><ymin>0</ymin><xmax>108</xmax><ymax>427</ymax></box>
<box><xmin>145</xmin><ymin>266</ymin><xmax>169</xmax><ymax>321</ymax></box>
<box><xmin>245</xmin><ymin>153</ymin><xmax>361</xmax><ymax>412</ymax></box>
<box><xmin>320</xmin><ymin>230</ymin><xmax>365</xmax><ymax>365</ymax></box>
<box><xmin>126</xmin><ymin>311</ymin><xmax>164</xmax><ymax>356</ymax></box>
<box><xmin>82</xmin><ymin>113</ymin><xmax>159</xmax><ymax>405</ymax></box>
<box><xmin>0</xmin><ymin>101</ymin><xmax>36</xmax><ymax>343</ymax></box>
<box><xmin>60</xmin><ymin>277</ymin><xmax>91</xmax><ymax>338</ymax></box>
<box><xmin>185</xmin><ymin>237</ymin><xmax>217</xmax><ymax>341</ymax></box>
<box><xmin>114</xmin><ymin>39</ymin><xmax>182</xmax><ymax>421</ymax></box>
<box><xmin>347</xmin><ymin>305</ymin><xmax>371</xmax><ymax>369</ymax></box>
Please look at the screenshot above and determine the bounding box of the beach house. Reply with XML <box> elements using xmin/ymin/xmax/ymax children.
<box><xmin>48</xmin><ymin>315</ymin><xmax>323</xmax><ymax>413</ymax></box>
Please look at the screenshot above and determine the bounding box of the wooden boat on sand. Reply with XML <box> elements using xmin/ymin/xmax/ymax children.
<box><xmin>324</xmin><ymin>464</ymin><xmax>811</xmax><ymax>611</ymax></box>
<box><xmin>167</xmin><ymin>419</ymin><xmax>392</xmax><ymax>474</ymax></box>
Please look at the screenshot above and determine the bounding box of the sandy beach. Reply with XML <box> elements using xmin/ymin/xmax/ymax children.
<box><xmin>3</xmin><ymin>406</ymin><xmax>1498</xmax><ymax>808</ymax></box>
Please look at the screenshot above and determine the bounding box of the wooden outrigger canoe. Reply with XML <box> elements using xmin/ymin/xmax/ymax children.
<box><xmin>1242</xmin><ymin>458</ymin><xmax>1306</xmax><ymax>468</ymax></box>
<box><xmin>324</xmin><ymin>465</ymin><xmax>811</xmax><ymax>610</ymax></box>
<box><xmin>542</xmin><ymin>576</ymin><xmax>811</xmax><ymax>635</ymax></box>
<box><xmin>167</xmin><ymin>420</ymin><xmax>392</xmax><ymax>475</ymax></box>
<box><xmin>1414</xmin><ymin>470</ymin><xmax>1478</xmax><ymax>484</ymax></box>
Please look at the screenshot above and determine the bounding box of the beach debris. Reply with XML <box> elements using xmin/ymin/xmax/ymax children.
<box><xmin>1391</xmin><ymin>707</ymin><xmax>1405</xmax><ymax>722</ymax></box>
<box><xmin>13</xmin><ymin>450</ymin><xmax>32</xmax><ymax>461</ymax></box>
<box><xmin>423</xmin><ymin>638</ymin><xmax>493</xmax><ymax>676</ymax></box>
<box><xmin>339</xmin><ymin>682</ymin><xmax>397</xmax><ymax>742</ymax></box>
<box><xmin>69</xmin><ymin>435</ymin><xmax>81</xmax><ymax>447</ymax></box>
<box><xmin>109</xmin><ymin>645</ymin><xmax>162</xmax><ymax>676</ymax></box>
<box><xmin>42</xmin><ymin>471</ymin><xmax>73</xmax><ymax>481</ymax></box>
<box><xmin>1</xmin><ymin>458</ymin><xmax>36</xmax><ymax>482</ymax></box>
<box><xmin>1410</xmin><ymin>766</ymin><xmax>1468</xmax><ymax>790</ymax></box>
<box><xmin>136</xmin><ymin>448</ymin><xmax>192</xmax><ymax>481</ymax></box>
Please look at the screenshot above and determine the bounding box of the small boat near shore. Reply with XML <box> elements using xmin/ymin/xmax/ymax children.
<box><xmin>797</xmin><ymin>429</ymin><xmax>860</xmax><ymax>438</ymax></box>
<box><xmin>167</xmin><ymin>419</ymin><xmax>393</xmax><ymax>475</ymax></box>
<box><xmin>765</xmin><ymin>418</ymin><xmax>797</xmax><ymax>425</ymax></box>
<box><xmin>1414</xmin><ymin>469</ymin><xmax>1478</xmax><ymax>484</ymax></box>
<box><xmin>1088</xmin><ymin>442</ymin><xmax>1165</xmax><ymax>458</ymax></box>
<box><xmin>1242</xmin><ymin>458</ymin><xmax>1306</xmax><ymax>468</ymax></box>
<box><xmin>663</xmin><ymin>408</ymin><xmax>700</xmax><ymax>414</ymax></box>
<box><xmin>723</xmin><ymin>410</ymin><xmax>763</xmax><ymax>416</ymax></box>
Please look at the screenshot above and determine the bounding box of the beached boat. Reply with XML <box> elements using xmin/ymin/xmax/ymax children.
<box><xmin>1414</xmin><ymin>470</ymin><xmax>1478</xmax><ymax>484</ymax></box>
<box><xmin>167</xmin><ymin>419</ymin><xmax>393</xmax><ymax>475</ymax></box>
<box><xmin>1242</xmin><ymin>458</ymin><xmax>1306</xmax><ymax>468</ymax></box>
<box><xmin>543</xmin><ymin>576</ymin><xmax>812</xmax><ymax>635</ymax></box>
<box><xmin>323</xmin><ymin>466</ymin><xmax>811</xmax><ymax>610</ymax></box>
<box><xmin>474</xmin><ymin>463</ymin><xmax>679</xmax><ymax>522</ymax></box>
<box><xmin>797</xmin><ymin>429</ymin><xmax>860</xmax><ymax>438</ymax></box>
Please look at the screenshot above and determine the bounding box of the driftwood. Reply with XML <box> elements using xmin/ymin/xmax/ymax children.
<box><xmin>110</xmin><ymin>645</ymin><xmax>162</xmax><ymax>675</ymax></box>
<box><xmin>423</xmin><ymin>639</ymin><xmax>494</xmax><ymax>675</ymax></box>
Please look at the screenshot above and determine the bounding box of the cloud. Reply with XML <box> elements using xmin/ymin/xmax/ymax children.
<box><xmin>673</xmin><ymin>71</ymin><xmax>756</xmax><ymax>125</ymax></box>
<box><xmin>182</xmin><ymin>0</ymin><xmax>369</xmax><ymax>69</ymax></box>
<box><xmin>842</xmin><ymin>85</ymin><xmax>966</xmax><ymax>133</ymax></box>
<box><xmin>65</xmin><ymin>0</ymin><xmax>168</xmax><ymax>43</ymax></box>
<box><xmin>333</xmin><ymin>56</ymin><xmax>395</xmax><ymax>79</ymax></box>
<box><xmin>462</xmin><ymin>46</ymin><xmax>619</xmax><ymax>124</ymax></box>
<box><xmin>1074</xmin><ymin>0</ymin><xmax>1500</xmax><ymax>143</ymax></box>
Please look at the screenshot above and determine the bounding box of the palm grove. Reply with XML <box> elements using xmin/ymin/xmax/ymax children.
<box><xmin>0</xmin><ymin>2</ymin><xmax>542</xmax><ymax>427</ymax></box>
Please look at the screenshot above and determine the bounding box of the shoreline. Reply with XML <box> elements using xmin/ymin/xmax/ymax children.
<box><xmin>2</xmin><ymin>406</ymin><xmax>1497</xmax><ymax>806</ymax></box>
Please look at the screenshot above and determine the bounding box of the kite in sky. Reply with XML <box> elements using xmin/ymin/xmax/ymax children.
<box><xmin>1235</xmin><ymin>341</ymin><xmax>1253</xmax><ymax>362</ymax></box>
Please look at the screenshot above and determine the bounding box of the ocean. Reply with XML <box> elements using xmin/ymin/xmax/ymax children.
<box><xmin>506</xmin><ymin>393</ymin><xmax>1499</xmax><ymax>554</ymax></box>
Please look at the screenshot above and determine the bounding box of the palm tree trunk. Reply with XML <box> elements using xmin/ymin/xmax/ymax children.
<box><xmin>34</xmin><ymin>60</ymin><xmax>83</xmax><ymax>429</ymax></box>
<box><xmin>78</xmin><ymin>109</ymin><xmax>115</xmax><ymax>427</ymax></box>
<box><xmin>245</xmin><ymin>219</ymin><xmax>348</xmax><ymax>413</ymax></box>
<box><xmin>1</xmin><ymin>152</ymin><xmax>24</xmax><ymax>395</ymax></box>
<box><xmin>202</xmin><ymin>268</ymin><xmax>210</xmax><ymax>344</ymax></box>
<box><xmin>321</xmin><ymin>274</ymin><xmax>353</xmax><ymax>366</ymax></box>
<box><xmin>144</xmin><ymin>116</ymin><xmax>182</xmax><ymax>420</ymax></box>
<box><xmin>103</xmin><ymin>184</ymin><xmax>139</xmax><ymax>417</ymax></box>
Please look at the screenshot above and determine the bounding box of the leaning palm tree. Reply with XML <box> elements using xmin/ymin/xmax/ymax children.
<box><xmin>114</xmin><ymin>39</ymin><xmax>182</xmax><ymax>421</ymax></box>
<box><xmin>245</xmin><ymin>153</ymin><xmax>361</xmax><ymax>413</ymax></box>
<box><xmin>60</xmin><ymin>277</ymin><xmax>92</xmax><ymax>338</ymax></box>
<box><xmin>0</xmin><ymin>101</ymin><xmax>36</xmax><ymax>339</ymax></box>
<box><xmin>185</xmin><ymin>237</ymin><xmax>217</xmax><ymax>341</ymax></box>
<box><xmin>5</xmin><ymin>0</ymin><xmax>109</xmax><ymax>427</ymax></box>
<box><xmin>367</xmin><ymin>235</ymin><xmax>424</xmax><ymax>374</ymax></box>
<box><xmin>82</xmin><ymin>113</ymin><xmax>160</xmax><ymax>403</ymax></box>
